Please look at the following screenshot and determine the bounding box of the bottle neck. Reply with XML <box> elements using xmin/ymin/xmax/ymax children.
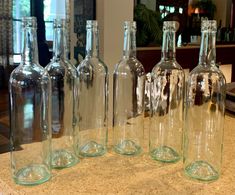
<box><xmin>53</xmin><ymin>26</ymin><xmax>67</xmax><ymax>61</ymax></box>
<box><xmin>86</xmin><ymin>28</ymin><xmax>99</xmax><ymax>58</ymax></box>
<box><xmin>123</xmin><ymin>28</ymin><xmax>136</xmax><ymax>58</ymax></box>
<box><xmin>22</xmin><ymin>27</ymin><xmax>39</xmax><ymax>64</ymax></box>
<box><xmin>161</xmin><ymin>30</ymin><xmax>176</xmax><ymax>61</ymax></box>
<box><xmin>199</xmin><ymin>31</ymin><xmax>216</xmax><ymax>66</ymax></box>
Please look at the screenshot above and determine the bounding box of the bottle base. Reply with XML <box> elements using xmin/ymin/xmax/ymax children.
<box><xmin>113</xmin><ymin>139</ymin><xmax>142</xmax><ymax>156</ymax></box>
<box><xmin>184</xmin><ymin>160</ymin><xmax>219</xmax><ymax>182</ymax></box>
<box><xmin>52</xmin><ymin>149</ymin><xmax>78</xmax><ymax>169</ymax></box>
<box><xmin>150</xmin><ymin>145</ymin><xmax>180</xmax><ymax>163</ymax></box>
<box><xmin>79</xmin><ymin>141</ymin><xmax>106</xmax><ymax>157</ymax></box>
<box><xmin>14</xmin><ymin>164</ymin><xmax>51</xmax><ymax>186</ymax></box>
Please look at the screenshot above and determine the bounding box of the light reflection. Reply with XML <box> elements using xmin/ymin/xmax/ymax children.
<box><xmin>23</xmin><ymin>99</ymin><xmax>33</xmax><ymax>129</ymax></box>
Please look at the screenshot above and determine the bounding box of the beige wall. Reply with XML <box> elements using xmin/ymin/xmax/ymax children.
<box><xmin>214</xmin><ymin>0</ymin><xmax>232</xmax><ymax>27</ymax></box>
<box><xmin>97</xmin><ymin>0</ymin><xmax>134</xmax><ymax>126</ymax></box>
<box><xmin>97</xmin><ymin>0</ymin><xmax>134</xmax><ymax>66</ymax></box>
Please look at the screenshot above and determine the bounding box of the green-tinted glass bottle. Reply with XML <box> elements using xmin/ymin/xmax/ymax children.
<box><xmin>184</xmin><ymin>20</ymin><xmax>226</xmax><ymax>182</ymax></box>
<box><xmin>76</xmin><ymin>20</ymin><xmax>108</xmax><ymax>157</ymax></box>
<box><xmin>150</xmin><ymin>21</ymin><xmax>185</xmax><ymax>163</ymax></box>
<box><xmin>9</xmin><ymin>17</ymin><xmax>51</xmax><ymax>185</ymax></box>
<box><xmin>45</xmin><ymin>19</ymin><xmax>78</xmax><ymax>168</ymax></box>
<box><xmin>113</xmin><ymin>21</ymin><xmax>145</xmax><ymax>155</ymax></box>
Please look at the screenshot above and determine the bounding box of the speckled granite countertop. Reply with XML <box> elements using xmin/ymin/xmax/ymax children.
<box><xmin>1</xmin><ymin>114</ymin><xmax>235</xmax><ymax>195</ymax></box>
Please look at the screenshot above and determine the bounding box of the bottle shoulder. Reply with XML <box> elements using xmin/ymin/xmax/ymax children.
<box><xmin>190</xmin><ymin>64</ymin><xmax>225</xmax><ymax>77</ymax></box>
<box><xmin>152</xmin><ymin>60</ymin><xmax>184</xmax><ymax>76</ymax></box>
<box><xmin>12</xmin><ymin>63</ymin><xmax>46</xmax><ymax>76</ymax></box>
<box><xmin>77</xmin><ymin>57</ymin><xmax>108</xmax><ymax>74</ymax></box>
<box><xmin>9</xmin><ymin>63</ymin><xmax>50</xmax><ymax>87</ymax></box>
<box><xmin>45</xmin><ymin>61</ymin><xmax>65</xmax><ymax>73</ymax></box>
<box><xmin>114</xmin><ymin>57</ymin><xmax>145</xmax><ymax>76</ymax></box>
<box><xmin>153</xmin><ymin>59</ymin><xmax>183</xmax><ymax>70</ymax></box>
<box><xmin>189</xmin><ymin>65</ymin><xmax>226</xmax><ymax>84</ymax></box>
<box><xmin>46</xmin><ymin>60</ymin><xmax>78</xmax><ymax>78</ymax></box>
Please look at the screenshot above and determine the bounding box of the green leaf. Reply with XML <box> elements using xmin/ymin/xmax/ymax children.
<box><xmin>134</xmin><ymin>4</ymin><xmax>162</xmax><ymax>46</ymax></box>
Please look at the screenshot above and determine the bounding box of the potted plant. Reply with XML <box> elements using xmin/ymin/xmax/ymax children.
<box><xmin>134</xmin><ymin>4</ymin><xmax>162</xmax><ymax>46</ymax></box>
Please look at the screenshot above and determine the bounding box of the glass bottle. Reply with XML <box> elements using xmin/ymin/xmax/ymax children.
<box><xmin>184</xmin><ymin>20</ymin><xmax>226</xmax><ymax>182</ymax></box>
<box><xmin>150</xmin><ymin>21</ymin><xmax>185</xmax><ymax>163</ymax></box>
<box><xmin>45</xmin><ymin>19</ymin><xmax>78</xmax><ymax>168</ymax></box>
<box><xmin>76</xmin><ymin>20</ymin><xmax>108</xmax><ymax>157</ymax></box>
<box><xmin>113</xmin><ymin>21</ymin><xmax>145</xmax><ymax>155</ymax></box>
<box><xmin>9</xmin><ymin>17</ymin><xmax>51</xmax><ymax>185</ymax></box>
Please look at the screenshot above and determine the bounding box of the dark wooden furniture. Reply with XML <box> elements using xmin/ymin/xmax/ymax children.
<box><xmin>137</xmin><ymin>44</ymin><xmax>235</xmax><ymax>82</ymax></box>
<box><xmin>0</xmin><ymin>89</ymin><xmax>9</xmax><ymax>153</ymax></box>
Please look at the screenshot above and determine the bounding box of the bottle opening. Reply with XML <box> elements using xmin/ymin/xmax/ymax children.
<box><xmin>86</xmin><ymin>20</ymin><xmax>98</xmax><ymax>29</ymax></box>
<box><xmin>22</xmin><ymin>17</ymin><xmax>37</xmax><ymax>28</ymax></box>
<box><xmin>124</xmin><ymin>21</ymin><xmax>136</xmax><ymax>31</ymax></box>
<box><xmin>53</xmin><ymin>18</ymin><xmax>67</xmax><ymax>28</ymax></box>
<box><xmin>201</xmin><ymin>20</ymin><xmax>217</xmax><ymax>32</ymax></box>
<box><xmin>163</xmin><ymin>21</ymin><xmax>179</xmax><ymax>32</ymax></box>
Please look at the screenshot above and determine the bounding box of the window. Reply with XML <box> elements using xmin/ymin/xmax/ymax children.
<box><xmin>159</xmin><ymin>5</ymin><xmax>183</xmax><ymax>19</ymax></box>
<box><xmin>44</xmin><ymin>0</ymin><xmax>66</xmax><ymax>41</ymax></box>
<box><xmin>12</xmin><ymin>0</ymin><xmax>30</xmax><ymax>63</ymax></box>
<box><xmin>12</xmin><ymin>0</ymin><xmax>67</xmax><ymax>63</ymax></box>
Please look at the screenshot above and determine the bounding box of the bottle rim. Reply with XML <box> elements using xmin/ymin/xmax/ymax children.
<box><xmin>163</xmin><ymin>21</ymin><xmax>179</xmax><ymax>32</ymax></box>
<box><xmin>124</xmin><ymin>21</ymin><xmax>136</xmax><ymax>30</ymax></box>
<box><xmin>22</xmin><ymin>17</ymin><xmax>37</xmax><ymax>29</ymax></box>
<box><xmin>53</xmin><ymin>18</ymin><xmax>67</xmax><ymax>28</ymax></box>
<box><xmin>86</xmin><ymin>20</ymin><xmax>98</xmax><ymax>29</ymax></box>
<box><xmin>201</xmin><ymin>20</ymin><xmax>217</xmax><ymax>32</ymax></box>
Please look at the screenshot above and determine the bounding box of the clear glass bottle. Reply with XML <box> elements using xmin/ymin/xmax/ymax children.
<box><xmin>76</xmin><ymin>20</ymin><xmax>108</xmax><ymax>157</ymax></box>
<box><xmin>113</xmin><ymin>21</ymin><xmax>145</xmax><ymax>155</ymax></box>
<box><xmin>184</xmin><ymin>20</ymin><xmax>226</xmax><ymax>182</ymax></box>
<box><xmin>150</xmin><ymin>21</ymin><xmax>185</xmax><ymax>163</ymax></box>
<box><xmin>45</xmin><ymin>19</ymin><xmax>78</xmax><ymax>168</ymax></box>
<box><xmin>9</xmin><ymin>17</ymin><xmax>51</xmax><ymax>185</ymax></box>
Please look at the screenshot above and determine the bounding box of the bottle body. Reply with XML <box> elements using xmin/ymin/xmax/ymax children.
<box><xmin>184</xmin><ymin>20</ymin><xmax>226</xmax><ymax>182</ymax></box>
<box><xmin>150</xmin><ymin>62</ymin><xmax>184</xmax><ymax>162</ymax></box>
<box><xmin>9</xmin><ymin>17</ymin><xmax>51</xmax><ymax>185</ymax></box>
<box><xmin>76</xmin><ymin>20</ymin><xmax>108</xmax><ymax>157</ymax></box>
<box><xmin>113</xmin><ymin>21</ymin><xmax>145</xmax><ymax>155</ymax></box>
<box><xmin>45</xmin><ymin>19</ymin><xmax>78</xmax><ymax>168</ymax></box>
<box><xmin>150</xmin><ymin>21</ymin><xmax>185</xmax><ymax>163</ymax></box>
<box><xmin>113</xmin><ymin>59</ymin><xmax>145</xmax><ymax>155</ymax></box>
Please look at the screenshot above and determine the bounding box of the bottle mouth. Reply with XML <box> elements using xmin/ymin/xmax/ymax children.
<box><xmin>86</xmin><ymin>20</ymin><xmax>98</xmax><ymax>29</ymax></box>
<box><xmin>124</xmin><ymin>21</ymin><xmax>136</xmax><ymax>31</ymax></box>
<box><xmin>53</xmin><ymin>18</ymin><xmax>67</xmax><ymax>28</ymax></box>
<box><xmin>22</xmin><ymin>17</ymin><xmax>37</xmax><ymax>28</ymax></box>
<box><xmin>201</xmin><ymin>20</ymin><xmax>217</xmax><ymax>32</ymax></box>
<box><xmin>163</xmin><ymin>21</ymin><xmax>179</xmax><ymax>32</ymax></box>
